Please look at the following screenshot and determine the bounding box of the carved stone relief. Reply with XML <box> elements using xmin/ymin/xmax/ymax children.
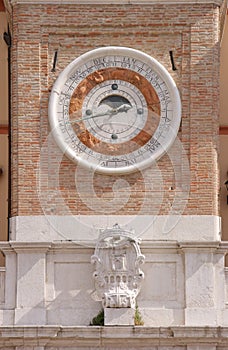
<box><xmin>91</xmin><ymin>224</ymin><xmax>145</xmax><ymax>308</ymax></box>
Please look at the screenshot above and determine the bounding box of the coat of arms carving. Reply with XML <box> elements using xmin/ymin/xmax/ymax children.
<box><xmin>91</xmin><ymin>224</ymin><xmax>145</xmax><ymax>309</ymax></box>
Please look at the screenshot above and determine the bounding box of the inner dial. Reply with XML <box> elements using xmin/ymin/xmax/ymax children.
<box><xmin>82</xmin><ymin>80</ymin><xmax>147</xmax><ymax>144</ymax></box>
<box><xmin>69</xmin><ymin>68</ymin><xmax>161</xmax><ymax>156</ymax></box>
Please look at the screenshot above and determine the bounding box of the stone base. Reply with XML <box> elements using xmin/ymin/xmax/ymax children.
<box><xmin>0</xmin><ymin>325</ymin><xmax>228</xmax><ymax>348</ymax></box>
<box><xmin>1</xmin><ymin>241</ymin><xmax>227</xmax><ymax>327</ymax></box>
<box><xmin>104</xmin><ymin>308</ymin><xmax>135</xmax><ymax>326</ymax></box>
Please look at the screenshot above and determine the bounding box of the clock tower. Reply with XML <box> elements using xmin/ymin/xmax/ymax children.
<box><xmin>0</xmin><ymin>0</ymin><xmax>228</xmax><ymax>348</ymax></box>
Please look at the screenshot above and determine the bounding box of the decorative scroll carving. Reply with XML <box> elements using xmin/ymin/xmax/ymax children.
<box><xmin>91</xmin><ymin>224</ymin><xmax>145</xmax><ymax>308</ymax></box>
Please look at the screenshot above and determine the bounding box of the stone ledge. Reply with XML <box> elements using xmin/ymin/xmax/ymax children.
<box><xmin>0</xmin><ymin>240</ymin><xmax>227</xmax><ymax>253</ymax></box>
<box><xmin>0</xmin><ymin>326</ymin><xmax>228</xmax><ymax>347</ymax></box>
<box><xmin>0</xmin><ymin>240</ymin><xmax>227</xmax><ymax>254</ymax></box>
<box><xmin>5</xmin><ymin>0</ymin><xmax>226</xmax><ymax>6</ymax></box>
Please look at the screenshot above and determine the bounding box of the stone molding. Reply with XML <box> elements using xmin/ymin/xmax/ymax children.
<box><xmin>0</xmin><ymin>241</ymin><xmax>52</xmax><ymax>254</ymax></box>
<box><xmin>4</xmin><ymin>0</ymin><xmax>226</xmax><ymax>5</ymax></box>
<box><xmin>0</xmin><ymin>326</ymin><xmax>227</xmax><ymax>347</ymax></box>
<box><xmin>0</xmin><ymin>240</ymin><xmax>226</xmax><ymax>253</ymax></box>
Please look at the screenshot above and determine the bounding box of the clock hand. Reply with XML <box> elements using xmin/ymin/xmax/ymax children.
<box><xmin>105</xmin><ymin>105</ymin><xmax>133</xmax><ymax>120</ymax></box>
<box><xmin>116</xmin><ymin>104</ymin><xmax>132</xmax><ymax>113</ymax></box>
<box><xmin>70</xmin><ymin>109</ymin><xmax>115</xmax><ymax>124</ymax></box>
<box><xmin>69</xmin><ymin>106</ymin><xmax>132</xmax><ymax>124</ymax></box>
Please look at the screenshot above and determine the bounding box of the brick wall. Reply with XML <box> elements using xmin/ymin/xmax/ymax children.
<box><xmin>10</xmin><ymin>2</ymin><xmax>221</xmax><ymax>217</ymax></box>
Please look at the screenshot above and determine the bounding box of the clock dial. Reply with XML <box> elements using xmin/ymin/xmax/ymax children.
<box><xmin>49</xmin><ymin>47</ymin><xmax>181</xmax><ymax>174</ymax></box>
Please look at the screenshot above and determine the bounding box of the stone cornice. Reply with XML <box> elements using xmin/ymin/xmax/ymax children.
<box><xmin>0</xmin><ymin>240</ymin><xmax>227</xmax><ymax>254</ymax></box>
<box><xmin>178</xmin><ymin>240</ymin><xmax>222</xmax><ymax>252</ymax></box>
<box><xmin>4</xmin><ymin>0</ymin><xmax>226</xmax><ymax>6</ymax></box>
<box><xmin>0</xmin><ymin>241</ymin><xmax>52</xmax><ymax>254</ymax></box>
<box><xmin>0</xmin><ymin>326</ymin><xmax>228</xmax><ymax>347</ymax></box>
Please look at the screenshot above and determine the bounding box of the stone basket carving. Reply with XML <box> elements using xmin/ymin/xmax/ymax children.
<box><xmin>91</xmin><ymin>224</ymin><xmax>145</xmax><ymax>308</ymax></box>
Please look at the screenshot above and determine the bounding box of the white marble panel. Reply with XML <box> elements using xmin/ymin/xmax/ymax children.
<box><xmin>17</xmin><ymin>252</ymin><xmax>46</xmax><ymax>308</ymax></box>
<box><xmin>10</xmin><ymin>215</ymin><xmax>221</xmax><ymax>242</ymax></box>
<box><xmin>46</xmin><ymin>253</ymin><xmax>100</xmax><ymax>325</ymax></box>
<box><xmin>142</xmin><ymin>262</ymin><xmax>177</xmax><ymax>301</ymax></box>
<box><xmin>225</xmin><ymin>268</ymin><xmax>228</xmax><ymax>304</ymax></box>
<box><xmin>185</xmin><ymin>252</ymin><xmax>215</xmax><ymax>308</ymax></box>
<box><xmin>139</xmin><ymin>252</ymin><xmax>184</xmax><ymax>308</ymax></box>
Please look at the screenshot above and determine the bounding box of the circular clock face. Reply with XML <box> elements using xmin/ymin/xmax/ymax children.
<box><xmin>49</xmin><ymin>46</ymin><xmax>181</xmax><ymax>174</ymax></box>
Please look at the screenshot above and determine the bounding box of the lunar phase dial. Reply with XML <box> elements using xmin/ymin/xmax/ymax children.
<box><xmin>49</xmin><ymin>46</ymin><xmax>181</xmax><ymax>174</ymax></box>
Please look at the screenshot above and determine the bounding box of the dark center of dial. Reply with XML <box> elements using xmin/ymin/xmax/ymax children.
<box><xmin>93</xmin><ymin>95</ymin><xmax>134</xmax><ymax>139</ymax></box>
